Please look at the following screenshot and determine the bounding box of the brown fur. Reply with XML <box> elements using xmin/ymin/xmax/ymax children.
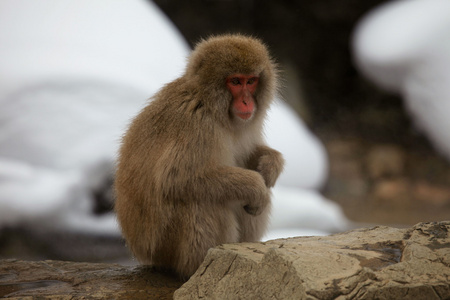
<box><xmin>114</xmin><ymin>34</ymin><xmax>284</xmax><ymax>279</ymax></box>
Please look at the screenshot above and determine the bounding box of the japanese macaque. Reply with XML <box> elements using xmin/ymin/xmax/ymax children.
<box><xmin>114</xmin><ymin>34</ymin><xmax>284</xmax><ymax>279</ymax></box>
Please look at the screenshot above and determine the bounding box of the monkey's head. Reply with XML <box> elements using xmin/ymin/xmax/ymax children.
<box><xmin>186</xmin><ymin>34</ymin><xmax>278</xmax><ymax>124</ymax></box>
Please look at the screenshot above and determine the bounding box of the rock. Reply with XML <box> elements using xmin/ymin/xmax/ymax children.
<box><xmin>366</xmin><ymin>145</ymin><xmax>405</xmax><ymax>179</ymax></box>
<box><xmin>175</xmin><ymin>221</ymin><xmax>450</xmax><ymax>300</ymax></box>
<box><xmin>372</xmin><ymin>178</ymin><xmax>412</xmax><ymax>209</ymax></box>
<box><xmin>1</xmin><ymin>222</ymin><xmax>448</xmax><ymax>299</ymax></box>
<box><xmin>326</xmin><ymin>140</ymin><xmax>369</xmax><ymax>199</ymax></box>
<box><xmin>328</xmin><ymin>140</ymin><xmax>365</xmax><ymax>180</ymax></box>
<box><xmin>414</xmin><ymin>181</ymin><xmax>450</xmax><ymax>207</ymax></box>
<box><xmin>0</xmin><ymin>260</ymin><xmax>183</xmax><ymax>299</ymax></box>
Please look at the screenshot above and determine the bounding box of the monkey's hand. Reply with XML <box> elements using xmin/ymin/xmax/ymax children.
<box><xmin>243</xmin><ymin>177</ymin><xmax>271</xmax><ymax>216</ymax></box>
<box><xmin>248</xmin><ymin>146</ymin><xmax>285</xmax><ymax>188</ymax></box>
<box><xmin>257</xmin><ymin>151</ymin><xmax>285</xmax><ymax>188</ymax></box>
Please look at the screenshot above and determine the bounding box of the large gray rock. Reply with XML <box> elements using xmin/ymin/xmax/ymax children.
<box><xmin>175</xmin><ymin>221</ymin><xmax>450</xmax><ymax>299</ymax></box>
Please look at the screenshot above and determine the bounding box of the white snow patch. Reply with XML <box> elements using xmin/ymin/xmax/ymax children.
<box><xmin>266</xmin><ymin>100</ymin><xmax>328</xmax><ymax>190</ymax></box>
<box><xmin>353</xmin><ymin>0</ymin><xmax>450</xmax><ymax>161</ymax></box>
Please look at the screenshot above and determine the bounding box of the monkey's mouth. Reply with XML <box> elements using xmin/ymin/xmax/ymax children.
<box><xmin>236</xmin><ymin>111</ymin><xmax>254</xmax><ymax>120</ymax></box>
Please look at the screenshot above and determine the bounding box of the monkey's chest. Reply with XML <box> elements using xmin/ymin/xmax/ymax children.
<box><xmin>224</xmin><ymin>136</ymin><xmax>255</xmax><ymax>168</ymax></box>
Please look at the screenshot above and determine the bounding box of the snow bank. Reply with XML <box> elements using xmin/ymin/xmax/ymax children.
<box><xmin>266</xmin><ymin>100</ymin><xmax>328</xmax><ymax>190</ymax></box>
<box><xmin>353</xmin><ymin>0</ymin><xmax>450</xmax><ymax>160</ymax></box>
<box><xmin>263</xmin><ymin>186</ymin><xmax>349</xmax><ymax>241</ymax></box>
<box><xmin>0</xmin><ymin>0</ymin><xmax>189</xmax><ymax>231</ymax></box>
<box><xmin>0</xmin><ymin>0</ymin><xmax>188</xmax><ymax>97</ymax></box>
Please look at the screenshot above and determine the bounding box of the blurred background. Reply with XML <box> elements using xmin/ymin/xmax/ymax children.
<box><xmin>1</xmin><ymin>0</ymin><xmax>449</xmax><ymax>264</ymax></box>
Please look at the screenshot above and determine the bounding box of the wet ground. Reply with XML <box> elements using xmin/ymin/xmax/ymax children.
<box><xmin>0</xmin><ymin>260</ymin><xmax>183</xmax><ymax>299</ymax></box>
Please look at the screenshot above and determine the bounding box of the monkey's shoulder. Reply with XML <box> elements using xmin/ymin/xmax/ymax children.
<box><xmin>148</xmin><ymin>83</ymin><xmax>212</xmax><ymax>128</ymax></box>
<box><xmin>130</xmin><ymin>99</ymin><xmax>212</xmax><ymax>148</ymax></box>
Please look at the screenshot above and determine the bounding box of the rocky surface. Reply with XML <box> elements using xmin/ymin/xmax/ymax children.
<box><xmin>1</xmin><ymin>221</ymin><xmax>448</xmax><ymax>299</ymax></box>
<box><xmin>175</xmin><ymin>221</ymin><xmax>450</xmax><ymax>299</ymax></box>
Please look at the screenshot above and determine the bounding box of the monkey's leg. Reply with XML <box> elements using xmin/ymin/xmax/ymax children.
<box><xmin>174</xmin><ymin>204</ymin><xmax>239</xmax><ymax>278</ymax></box>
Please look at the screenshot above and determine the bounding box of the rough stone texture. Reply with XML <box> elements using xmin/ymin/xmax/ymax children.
<box><xmin>0</xmin><ymin>260</ymin><xmax>183</xmax><ymax>299</ymax></box>
<box><xmin>175</xmin><ymin>221</ymin><xmax>450</xmax><ymax>300</ymax></box>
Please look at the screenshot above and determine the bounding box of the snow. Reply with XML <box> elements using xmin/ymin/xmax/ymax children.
<box><xmin>0</xmin><ymin>157</ymin><xmax>84</xmax><ymax>226</ymax></box>
<box><xmin>0</xmin><ymin>0</ymin><xmax>188</xmax><ymax>97</ymax></box>
<box><xmin>263</xmin><ymin>186</ymin><xmax>349</xmax><ymax>241</ymax></box>
<box><xmin>353</xmin><ymin>0</ymin><xmax>450</xmax><ymax>161</ymax></box>
<box><xmin>0</xmin><ymin>0</ymin><xmax>347</xmax><ymax>242</ymax></box>
<box><xmin>266</xmin><ymin>100</ymin><xmax>328</xmax><ymax>190</ymax></box>
<box><xmin>0</xmin><ymin>0</ymin><xmax>189</xmax><ymax>231</ymax></box>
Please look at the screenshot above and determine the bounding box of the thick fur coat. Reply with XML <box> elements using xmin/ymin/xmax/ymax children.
<box><xmin>114</xmin><ymin>34</ymin><xmax>284</xmax><ymax>278</ymax></box>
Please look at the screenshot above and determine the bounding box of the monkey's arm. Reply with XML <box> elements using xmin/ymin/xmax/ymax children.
<box><xmin>159</xmin><ymin>164</ymin><xmax>270</xmax><ymax>216</ymax></box>
<box><xmin>247</xmin><ymin>145</ymin><xmax>284</xmax><ymax>188</ymax></box>
<box><xmin>204</xmin><ymin>166</ymin><xmax>271</xmax><ymax>215</ymax></box>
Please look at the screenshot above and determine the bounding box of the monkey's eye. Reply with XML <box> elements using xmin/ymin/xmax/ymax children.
<box><xmin>230</xmin><ymin>78</ymin><xmax>241</xmax><ymax>85</ymax></box>
<box><xmin>247</xmin><ymin>77</ymin><xmax>258</xmax><ymax>85</ymax></box>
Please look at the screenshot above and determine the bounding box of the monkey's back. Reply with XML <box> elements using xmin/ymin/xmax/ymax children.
<box><xmin>114</xmin><ymin>77</ymin><xmax>222</xmax><ymax>268</ymax></box>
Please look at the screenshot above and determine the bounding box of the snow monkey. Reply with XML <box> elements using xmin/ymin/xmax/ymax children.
<box><xmin>114</xmin><ymin>34</ymin><xmax>284</xmax><ymax>279</ymax></box>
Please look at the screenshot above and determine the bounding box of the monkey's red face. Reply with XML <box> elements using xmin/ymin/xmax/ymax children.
<box><xmin>226</xmin><ymin>74</ymin><xmax>259</xmax><ymax>121</ymax></box>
